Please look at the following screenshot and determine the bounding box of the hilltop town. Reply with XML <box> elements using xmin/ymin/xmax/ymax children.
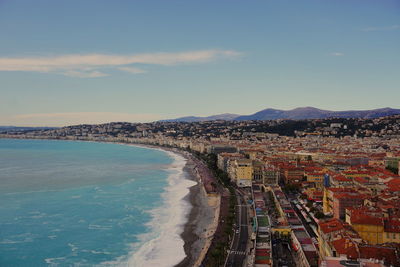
<box><xmin>2</xmin><ymin>115</ymin><xmax>400</xmax><ymax>267</ymax></box>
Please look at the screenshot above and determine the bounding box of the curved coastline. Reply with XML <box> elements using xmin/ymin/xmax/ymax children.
<box><xmin>125</xmin><ymin>149</ymin><xmax>197</xmax><ymax>267</ymax></box>
<box><xmin>0</xmin><ymin>137</ymin><xmax>217</xmax><ymax>267</ymax></box>
<box><xmin>125</xmin><ymin>143</ymin><xmax>218</xmax><ymax>267</ymax></box>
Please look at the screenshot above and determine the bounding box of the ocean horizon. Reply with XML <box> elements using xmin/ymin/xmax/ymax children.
<box><xmin>0</xmin><ymin>138</ymin><xmax>195</xmax><ymax>266</ymax></box>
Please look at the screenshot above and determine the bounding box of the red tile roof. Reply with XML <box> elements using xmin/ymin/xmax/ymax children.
<box><xmin>331</xmin><ymin>238</ymin><xmax>359</xmax><ymax>259</ymax></box>
<box><xmin>351</xmin><ymin>213</ymin><xmax>383</xmax><ymax>226</ymax></box>
<box><xmin>359</xmin><ymin>245</ymin><xmax>400</xmax><ymax>267</ymax></box>
<box><xmin>319</xmin><ymin>219</ymin><xmax>345</xmax><ymax>234</ymax></box>
<box><xmin>334</xmin><ymin>192</ymin><xmax>367</xmax><ymax>200</ymax></box>
<box><xmin>332</xmin><ymin>174</ymin><xmax>351</xmax><ymax>182</ymax></box>
<box><xmin>387</xmin><ymin>177</ymin><xmax>400</xmax><ymax>192</ymax></box>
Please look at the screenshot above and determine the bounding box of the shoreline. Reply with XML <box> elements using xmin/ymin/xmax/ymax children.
<box><xmin>125</xmin><ymin>147</ymin><xmax>196</xmax><ymax>266</ymax></box>
<box><xmin>128</xmin><ymin>143</ymin><xmax>219</xmax><ymax>267</ymax></box>
<box><xmin>0</xmin><ymin>138</ymin><xmax>219</xmax><ymax>267</ymax></box>
<box><xmin>174</xmin><ymin>154</ymin><xmax>218</xmax><ymax>267</ymax></box>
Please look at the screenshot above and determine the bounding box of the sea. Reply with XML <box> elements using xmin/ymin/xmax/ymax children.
<box><xmin>0</xmin><ymin>138</ymin><xmax>196</xmax><ymax>267</ymax></box>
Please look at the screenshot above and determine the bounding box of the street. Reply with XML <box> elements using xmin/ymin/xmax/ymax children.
<box><xmin>225</xmin><ymin>191</ymin><xmax>249</xmax><ymax>267</ymax></box>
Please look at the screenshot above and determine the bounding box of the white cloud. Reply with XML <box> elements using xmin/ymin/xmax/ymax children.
<box><xmin>63</xmin><ymin>70</ymin><xmax>109</xmax><ymax>78</ymax></box>
<box><xmin>0</xmin><ymin>112</ymin><xmax>162</xmax><ymax>126</ymax></box>
<box><xmin>0</xmin><ymin>49</ymin><xmax>241</xmax><ymax>78</ymax></box>
<box><xmin>362</xmin><ymin>25</ymin><xmax>400</xmax><ymax>32</ymax></box>
<box><xmin>118</xmin><ymin>67</ymin><xmax>147</xmax><ymax>74</ymax></box>
<box><xmin>331</xmin><ymin>52</ymin><xmax>344</xmax><ymax>56</ymax></box>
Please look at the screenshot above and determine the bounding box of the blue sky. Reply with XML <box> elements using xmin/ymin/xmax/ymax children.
<box><xmin>0</xmin><ymin>0</ymin><xmax>399</xmax><ymax>126</ymax></box>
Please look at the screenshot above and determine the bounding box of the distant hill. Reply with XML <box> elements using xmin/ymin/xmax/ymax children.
<box><xmin>162</xmin><ymin>113</ymin><xmax>240</xmax><ymax>122</ymax></box>
<box><xmin>165</xmin><ymin>107</ymin><xmax>400</xmax><ymax>122</ymax></box>
<box><xmin>235</xmin><ymin>107</ymin><xmax>400</xmax><ymax>120</ymax></box>
<box><xmin>0</xmin><ymin>126</ymin><xmax>57</xmax><ymax>132</ymax></box>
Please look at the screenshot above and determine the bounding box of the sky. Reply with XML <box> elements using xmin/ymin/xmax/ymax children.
<box><xmin>0</xmin><ymin>0</ymin><xmax>399</xmax><ymax>126</ymax></box>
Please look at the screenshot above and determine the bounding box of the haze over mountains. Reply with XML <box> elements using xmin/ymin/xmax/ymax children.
<box><xmin>3</xmin><ymin>108</ymin><xmax>400</xmax><ymax>128</ymax></box>
<box><xmin>0</xmin><ymin>126</ymin><xmax>56</xmax><ymax>132</ymax></box>
<box><xmin>165</xmin><ymin>107</ymin><xmax>400</xmax><ymax>122</ymax></box>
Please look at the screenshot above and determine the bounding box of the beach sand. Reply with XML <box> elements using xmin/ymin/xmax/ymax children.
<box><xmin>119</xmin><ymin>143</ymin><xmax>220</xmax><ymax>267</ymax></box>
<box><xmin>174</xmin><ymin>154</ymin><xmax>218</xmax><ymax>267</ymax></box>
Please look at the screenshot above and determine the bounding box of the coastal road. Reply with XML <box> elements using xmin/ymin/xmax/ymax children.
<box><xmin>225</xmin><ymin>191</ymin><xmax>249</xmax><ymax>267</ymax></box>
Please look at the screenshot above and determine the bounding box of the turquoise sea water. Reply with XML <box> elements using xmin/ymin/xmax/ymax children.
<box><xmin>0</xmin><ymin>139</ymin><xmax>177</xmax><ymax>266</ymax></box>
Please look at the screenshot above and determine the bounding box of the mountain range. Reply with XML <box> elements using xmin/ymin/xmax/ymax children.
<box><xmin>0</xmin><ymin>126</ymin><xmax>56</xmax><ymax>132</ymax></box>
<box><xmin>164</xmin><ymin>107</ymin><xmax>400</xmax><ymax>122</ymax></box>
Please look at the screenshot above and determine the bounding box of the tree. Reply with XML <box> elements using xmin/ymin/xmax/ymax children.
<box><xmin>314</xmin><ymin>211</ymin><xmax>325</xmax><ymax>219</ymax></box>
<box><xmin>386</xmin><ymin>165</ymin><xmax>399</xmax><ymax>175</ymax></box>
<box><xmin>283</xmin><ymin>184</ymin><xmax>300</xmax><ymax>193</ymax></box>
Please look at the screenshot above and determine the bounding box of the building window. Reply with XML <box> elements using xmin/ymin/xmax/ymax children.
<box><xmin>393</xmin><ymin>233</ymin><xmax>396</xmax><ymax>239</ymax></box>
<box><xmin>387</xmin><ymin>232</ymin><xmax>390</xmax><ymax>238</ymax></box>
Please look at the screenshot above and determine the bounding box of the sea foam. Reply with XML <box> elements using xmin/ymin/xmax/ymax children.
<box><xmin>125</xmin><ymin>150</ymin><xmax>197</xmax><ymax>267</ymax></box>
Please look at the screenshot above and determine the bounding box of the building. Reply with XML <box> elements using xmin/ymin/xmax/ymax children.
<box><xmin>383</xmin><ymin>219</ymin><xmax>400</xmax><ymax>243</ymax></box>
<box><xmin>346</xmin><ymin>209</ymin><xmax>384</xmax><ymax>245</ymax></box>
<box><xmin>323</xmin><ymin>188</ymin><xmax>366</xmax><ymax>219</ymax></box>
<box><xmin>318</xmin><ymin>219</ymin><xmax>351</xmax><ymax>258</ymax></box>
<box><xmin>252</xmin><ymin>160</ymin><xmax>264</xmax><ymax>183</ymax></box>
<box><xmin>320</xmin><ymin>256</ymin><xmax>385</xmax><ymax>267</ymax></box>
<box><xmin>304</xmin><ymin>188</ymin><xmax>323</xmax><ymax>201</ymax></box>
<box><xmin>263</xmin><ymin>164</ymin><xmax>280</xmax><ymax>186</ymax></box>
<box><xmin>306</xmin><ymin>171</ymin><xmax>325</xmax><ymax>189</ymax></box>
<box><xmin>217</xmin><ymin>152</ymin><xmax>243</xmax><ymax>172</ymax></box>
<box><xmin>230</xmin><ymin>159</ymin><xmax>253</xmax><ymax>187</ymax></box>
<box><xmin>323</xmin><ymin>188</ymin><xmax>352</xmax><ymax>215</ymax></box>
<box><xmin>332</xmin><ymin>192</ymin><xmax>366</xmax><ymax>220</ymax></box>
<box><xmin>208</xmin><ymin>144</ymin><xmax>237</xmax><ymax>154</ymax></box>
<box><xmin>281</xmin><ymin>165</ymin><xmax>304</xmax><ymax>185</ymax></box>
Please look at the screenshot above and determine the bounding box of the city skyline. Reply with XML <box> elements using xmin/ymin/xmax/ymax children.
<box><xmin>1</xmin><ymin>0</ymin><xmax>399</xmax><ymax>126</ymax></box>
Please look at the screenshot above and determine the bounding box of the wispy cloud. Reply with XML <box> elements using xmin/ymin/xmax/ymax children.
<box><xmin>0</xmin><ymin>112</ymin><xmax>162</xmax><ymax>126</ymax></box>
<box><xmin>118</xmin><ymin>67</ymin><xmax>147</xmax><ymax>74</ymax></box>
<box><xmin>63</xmin><ymin>70</ymin><xmax>109</xmax><ymax>78</ymax></box>
<box><xmin>0</xmin><ymin>50</ymin><xmax>241</xmax><ymax>78</ymax></box>
<box><xmin>362</xmin><ymin>25</ymin><xmax>400</xmax><ymax>32</ymax></box>
<box><xmin>331</xmin><ymin>52</ymin><xmax>344</xmax><ymax>56</ymax></box>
